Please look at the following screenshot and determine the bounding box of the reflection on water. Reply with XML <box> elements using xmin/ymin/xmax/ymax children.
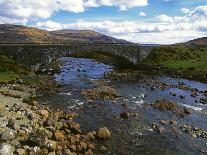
<box><xmin>39</xmin><ymin>57</ymin><xmax>207</xmax><ymax>155</ymax></box>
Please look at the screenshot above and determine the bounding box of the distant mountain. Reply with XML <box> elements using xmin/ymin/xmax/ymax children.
<box><xmin>0</xmin><ymin>24</ymin><xmax>131</xmax><ymax>44</ymax></box>
<box><xmin>186</xmin><ymin>37</ymin><xmax>207</xmax><ymax>46</ymax></box>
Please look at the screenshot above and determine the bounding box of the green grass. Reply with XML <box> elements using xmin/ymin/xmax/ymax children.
<box><xmin>0</xmin><ymin>71</ymin><xmax>19</xmax><ymax>82</ymax></box>
<box><xmin>0</xmin><ymin>53</ymin><xmax>33</xmax><ymax>83</ymax></box>
<box><xmin>141</xmin><ymin>46</ymin><xmax>207</xmax><ymax>81</ymax></box>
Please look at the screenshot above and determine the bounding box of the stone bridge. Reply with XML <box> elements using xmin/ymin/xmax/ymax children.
<box><xmin>0</xmin><ymin>44</ymin><xmax>152</xmax><ymax>67</ymax></box>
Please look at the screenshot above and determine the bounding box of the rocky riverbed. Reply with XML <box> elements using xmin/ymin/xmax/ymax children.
<box><xmin>0</xmin><ymin>83</ymin><xmax>112</xmax><ymax>155</ymax></box>
<box><xmin>37</xmin><ymin>57</ymin><xmax>207</xmax><ymax>155</ymax></box>
<box><xmin>1</xmin><ymin>56</ymin><xmax>207</xmax><ymax>155</ymax></box>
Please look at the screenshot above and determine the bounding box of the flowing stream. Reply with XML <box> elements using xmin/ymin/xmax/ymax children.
<box><xmin>38</xmin><ymin>57</ymin><xmax>207</xmax><ymax>155</ymax></box>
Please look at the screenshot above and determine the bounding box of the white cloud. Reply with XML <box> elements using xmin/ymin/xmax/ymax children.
<box><xmin>181</xmin><ymin>8</ymin><xmax>190</xmax><ymax>14</ymax></box>
<box><xmin>0</xmin><ymin>0</ymin><xmax>148</xmax><ymax>24</ymax></box>
<box><xmin>36</xmin><ymin>19</ymin><xmax>207</xmax><ymax>44</ymax></box>
<box><xmin>156</xmin><ymin>14</ymin><xmax>174</xmax><ymax>23</ymax></box>
<box><xmin>34</xmin><ymin>4</ymin><xmax>207</xmax><ymax>44</ymax></box>
<box><xmin>85</xmin><ymin>0</ymin><xmax>148</xmax><ymax>10</ymax></box>
<box><xmin>139</xmin><ymin>12</ymin><xmax>146</xmax><ymax>17</ymax></box>
<box><xmin>36</xmin><ymin>20</ymin><xmax>64</xmax><ymax>31</ymax></box>
<box><xmin>1</xmin><ymin>2</ymin><xmax>207</xmax><ymax>44</ymax></box>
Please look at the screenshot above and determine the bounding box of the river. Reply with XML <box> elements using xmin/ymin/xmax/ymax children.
<box><xmin>38</xmin><ymin>57</ymin><xmax>207</xmax><ymax>155</ymax></box>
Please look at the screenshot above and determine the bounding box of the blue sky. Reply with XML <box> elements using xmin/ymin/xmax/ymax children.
<box><xmin>0</xmin><ymin>0</ymin><xmax>207</xmax><ymax>44</ymax></box>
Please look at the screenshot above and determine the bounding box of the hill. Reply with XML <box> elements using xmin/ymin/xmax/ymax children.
<box><xmin>0</xmin><ymin>24</ymin><xmax>130</xmax><ymax>44</ymax></box>
<box><xmin>186</xmin><ymin>37</ymin><xmax>207</xmax><ymax>46</ymax></box>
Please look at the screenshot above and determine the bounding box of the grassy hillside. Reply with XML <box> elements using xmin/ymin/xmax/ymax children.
<box><xmin>0</xmin><ymin>24</ymin><xmax>130</xmax><ymax>44</ymax></box>
<box><xmin>0</xmin><ymin>54</ymin><xmax>32</xmax><ymax>82</ymax></box>
<box><xmin>141</xmin><ymin>46</ymin><xmax>207</xmax><ymax>82</ymax></box>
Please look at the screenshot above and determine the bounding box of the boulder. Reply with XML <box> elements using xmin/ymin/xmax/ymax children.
<box><xmin>0</xmin><ymin>143</ymin><xmax>15</xmax><ymax>155</ymax></box>
<box><xmin>1</xmin><ymin>129</ymin><xmax>15</xmax><ymax>140</ymax></box>
<box><xmin>54</xmin><ymin>131</ymin><xmax>65</xmax><ymax>141</ymax></box>
<box><xmin>183</xmin><ymin>107</ymin><xmax>192</xmax><ymax>115</ymax></box>
<box><xmin>40</xmin><ymin>110</ymin><xmax>49</xmax><ymax>119</ymax></box>
<box><xmin>85</xmin><ymin>149</ymin><xmax>93</xmax><ymax>155</ymax></box>
<box><xmin>153</xmin><ymin>100</ymin><xmax>176</xmax><ymax>111</ymax></box>
<box><xmin>97</xmin><ymin>127</ymin><xmax>110</xmax><ymax>140</ymax></box>
<box><xmin>28</xmin><ymin>127</ymin><xmax>53</xmax><ymax>146</ymax></box>
<box><xmin>16</xmin><ymin>148</ymin><xmax>26</xmax><ymax>155</ymax></box>
<box><xmin>69</xmin><ymin>122</ymin><xmax>81</xmax><ymax>133</ymax></box>
<box><xmin>120</xmin><ymin>112</ymin><xmax>130</xmax><ymax>119</ymax></box>
<box><xmin>46</xmin><ymin>140</ymin><xmax>57</xmax><ymax>151</ymax></box>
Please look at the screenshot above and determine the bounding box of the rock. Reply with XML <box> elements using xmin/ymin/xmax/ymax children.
<box><xmin>48</xmin><ymin>152</ymin><xmax>56</xmax><ymax>155</ymax></box>
<box><xmin>181</xmin><ymin>125</ymin><xmax>207</xmax><ymax>139</ymax></box>
<box><xmin>120</xmin><ymin>112</ymin><xmax>130</xmax><ymax>119</ymax></box>
<box><xmin>169</xmin><ymin>120</ymin><xmax>177</xmax><ymax>126</ymax></box>
<box><xmin>53</xmin><ymin>111</ymin><xmax>64</xmax><ymax>121</ymax></box>
<box><xmin>27</xmin><ymin>113</ymin><xmax>36</xmax><ymax>120</ymax></box>
<box><xmin>10</xmin><ymin>139</ymin><xmax>20</xmax><ymax>147</ymax></box>
<box><xmin>172</xmin><ymin>127</ymin><xmax>177</xmax><ymax>133</ymax></box>
<box><xmin>180</xmin><ymin>95</ymin><xmax>186</xmax><ymax>99</ymax></box>
<box><xmin>200</xmin><ymin>98</ymin><xmax>207</xmax><ymax>105</ymax></box>
<box><xmin>86</xmin><ymin>132</ymin><xmax>95</xmax><ymax>140</ymax></box>
<box><xmin>153</xmin><ymin>100</ymin><xmax>176</xmax><ymax>112</ymax></box>
<box><xmin>88</xmin><ymin>143</ymin><xmax>95</xmax><ymax>150</ymax></box>
<box><xmin>183</xmin><ymin>107</ymin><xmax>192</xmax><ymax>115</ymax></box>
<box><xmin>54</xmin><ymin>122</ymin><xmax>63</xmax><ymax>130</ymax></box>
<box><xmin>97</xmin><ymin>127</ymin><xmax>110</xmax><ymax>140</ymax></box>
<box><xmin>121</xmin><ymin>102</ymin><xmax>127</xmax><ymax>106</ymax></box>
<box><xmin>0</xmin><ymin>143</ymin><xmax>15</xmax><ymax>155</ymax></box>
<box><xmin>65</xmin><ymin>112</ymin><xmax>78</xmax><ymax>120</ymax></box>
<box><xmin>170</xmin><ymin>92</ymin><xmax>176</xmax><ymax>96</ymax></box>
<box><xmin>7</xmin><ymin>119</ymin><xmax>15</xmax><ymax>129</ymax></box>
<box><xmin>28</xmin><ymin>127</ymin><xmax>53</xmax><ymax>146</ymax></box>
<box><xmin>46</xmin><ymin>140</ymin><xmax>57</xmax><ymax>151</ymax></box>
<box><xmin>85</xmin><ymin>150</ymin><xmax>93</xmax><ymax>155</ymax></box>
<box><xmin>1</xmin><ymin>129</ymin><xmax>15</xmax><ymax>140</ymax></box>
<box><xmin>29</xmin><ymin>146</ymin><xmax>41</xmax><ymax>155</ymax></box>
<box><xmin>192</xmin><ymin>133</ymin><xmax>197</xmax><ymax>138</ymax></box>
<box><xmin>16</xmin><ymin>148</ymin><xmax>26</xmax><ymax>155</ymax></box>
<box><xmin>100</xmin><ymin>146</ymin><xmax>107</xmax><ymax>151</ymax></box>
<box><xmin>31</xmin><ymin>101</ymin><xmax>38</xmax><ymax>106</ymax></box>
<box><xmin>40</xmin><ymin>110</ymin><xmax>49</xmax><ymax>119</ymax></box>
<box><xmin>150</xmin><ymin>87</ymin><xmax>155</xmax><ymax>90</ymax></box>
<box><xmin>69</xmin><ymin>145</ymin><xmax>76</xmax><ymax>152</ymax></box>
<box><xmin>159</xmin><ymin>120</ymin><xmax>166</xmax><ymax>125</ymax></box>
<box><xmin>54</xmin><ymin>131</ymin><xmax>65</xmax><ymax>141</ymax></box>
<box><xmin>80</xmin><ymin>141</ymin><xmax>87</xmax><ymax>149</ymax></box>
<box><xmin>204</xmin><ymin>90</ymin><xmax>207</xmax><ymax>96</ymax></box>
<box><xmin>81</xmin><ymin>86</ymin><xmax>118</xmax><ymax>100</ymax></box>
<box><xmin>69</xmin><ymin>122</ymin><xmax>81</xmax><ymax>133</ymax></box>
<box><xmin>64</xmin><ymin>149</ymin><xmax>72</xmax><ymax>155</ymax></box>
<box><xmin>152</xmin><ymin>123</ymin><xmax>164</xmax><ymax>133</ymax></box>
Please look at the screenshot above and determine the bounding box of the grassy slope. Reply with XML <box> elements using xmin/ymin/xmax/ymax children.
<box><xmin>141</xmin><ymin>46</ymin><xmax>207</xmax><ymax>81</ymax></box>
<box><xmin>0</xmin><ymin>54</ymin><xmax>32</xmax><ymax>82</ymax></box>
